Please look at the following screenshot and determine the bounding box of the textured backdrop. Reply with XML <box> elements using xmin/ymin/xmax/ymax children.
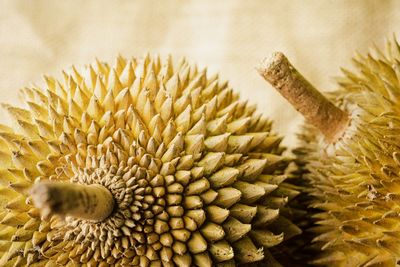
<box><xmin>1</xmin><ymin>0</ymin><xmax>399</xmax><ymax>146</ymax></box>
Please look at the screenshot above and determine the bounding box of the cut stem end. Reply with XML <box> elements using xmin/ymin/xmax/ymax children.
<box><xmin>257</xmin><ymin>52</ymin><xmax>350</xmax><ymax>143</ymax></box>
<box><xmin>31</xmin><ymin>181</ymin><xmax>115</xmax><ymax>222</ymax></box>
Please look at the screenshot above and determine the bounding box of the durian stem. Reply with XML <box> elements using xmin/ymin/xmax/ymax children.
<box><xmin>31</xmin><ymin>181</ymin><xmax>115</xmax><ymax>222</ymax></box>
<box><xmin>257</xmin><ymin>52</ymin><xmax>349</xmax><ymax>143</ymax></box>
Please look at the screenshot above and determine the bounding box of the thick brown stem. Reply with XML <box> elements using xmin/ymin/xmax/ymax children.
<box><xmin>31</xmin><ymin>181</ymin><xmax>115</xmax><ymax>222</ymax></box>
<box><xmin>257</xmin><ymin>52</ymin><xmax>350</xmax><ymax>143</ymax></box>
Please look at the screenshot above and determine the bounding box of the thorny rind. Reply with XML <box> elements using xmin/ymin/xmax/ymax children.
<box><xmin>0</xmin><ymin>55</ymin><xmax>302</xmax><ymax>266</ymax></box>
<box><xmin>296</xmin><ymin>38</ymin><xmax>400</xmax><ymax>266</ymax></box>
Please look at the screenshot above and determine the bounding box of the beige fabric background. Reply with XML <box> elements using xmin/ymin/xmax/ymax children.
<box><xmin>0</xmin><ymin>0</ymin><xmax>399</xmax><ymax>146</ymax></box>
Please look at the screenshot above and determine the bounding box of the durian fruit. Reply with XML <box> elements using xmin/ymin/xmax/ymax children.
<box><xmin>0</xmin><ymin>54</ymin><xmax>302</xmax><ymax>267</ymax></box>
<box><xmin>258</xmin><ymin>40</ymin><xmax>400</xmax><ymax>266</ymax></box>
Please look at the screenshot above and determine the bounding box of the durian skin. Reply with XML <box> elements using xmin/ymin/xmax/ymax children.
<box><xmin>0</xmin><ymin>55</ymin><xmax>301</xmax><ymax>266</ymax></box>
<box><xmin>296</xmin><ymin>40</ymin><xmax>400</xmax><ymax>266</ymax></box>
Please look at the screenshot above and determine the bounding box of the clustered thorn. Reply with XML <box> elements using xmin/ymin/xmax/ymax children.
<box><xmin>0</xmin><ymin>55</ymin><xmax>301</xmax><ymax>266</ymax></box>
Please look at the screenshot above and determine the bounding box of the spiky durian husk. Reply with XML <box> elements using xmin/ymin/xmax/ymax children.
<box><xmin>0</xmin><ymin>55</ymin><xmax>302</xmax><ymax>266</ymax></box>
<box><xmin>296</xmin><ymin>40</ymin><xmax>400</xmax><ymax>266</ymax></box>
<box><xmin>270</xmin><ymin>163</ymin><xmax>314</xmax><ymax>267</ymax></box>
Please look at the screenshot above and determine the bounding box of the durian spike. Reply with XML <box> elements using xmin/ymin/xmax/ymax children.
<box><xmin>257</xmin><ymin>52</ymin><xmax>350</xmax><ymax>143</ymax></box>
<box><xmin>31</xmin><ymin>181</ymin><xmax>115</xmax><ymax>222</ymax></box>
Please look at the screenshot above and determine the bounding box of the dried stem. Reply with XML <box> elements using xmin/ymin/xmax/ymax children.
<box><xmin>31</xmin><ymin>181</ymin><xmax>115</xmax><ymax>222</ymax></box>
<box><xmin>257</xmin><ymin>52</ymin><xmax>349</xmax><ymax>143</ymax></box>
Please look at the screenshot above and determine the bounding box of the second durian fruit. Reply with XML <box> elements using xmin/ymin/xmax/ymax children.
<box><xmin>0</xmin><ymin>55</ymin><xmax>302</xmax><ymax>266</ymax></box>
<box><xmin>259</xmin><ymin>40</ymin><xmax>400</xmax><ymax>266</ymax></box>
